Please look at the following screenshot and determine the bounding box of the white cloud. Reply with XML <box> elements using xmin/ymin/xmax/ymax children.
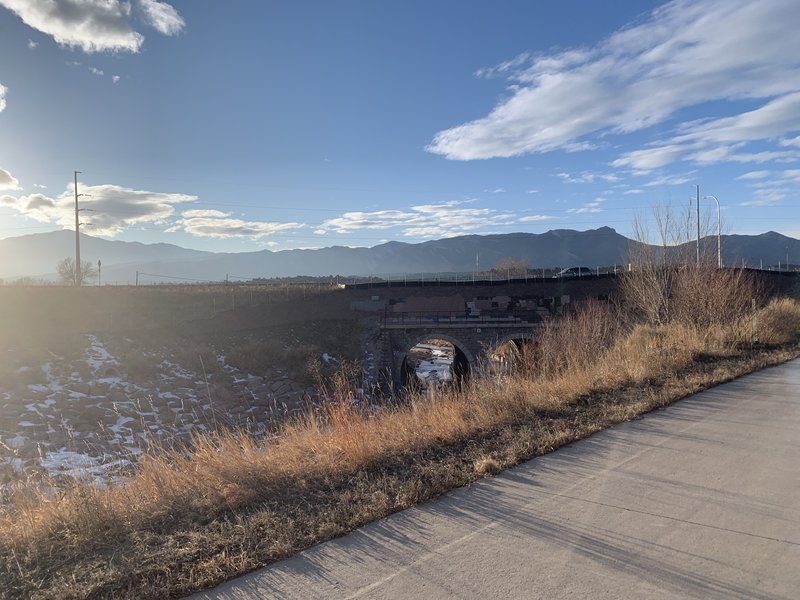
<box><xmin>27</xmin><ymin>39</ymin><xmax>37</xmax><ymax>49</ymax></box>
<box><xmin>88</xmin><ymin>67</ymin><xmax>104</xmax><ymax>76</ymax></box>
<box><xmin>781</xmin><ymin>135</ymin><xmax>800</xmax><ymax>148</ymax></box>
<box><xmin>525</xmin><ymin>189</ymin><xmax>539</xmax><ymax>194</ymax></box>
<box><xmin>781</xmin><ymin>169</ymin><xmax>800</xmax><ymax>184</ymax></box>
<box><xmin>623</xmin><ymin>188</ymin><xmax>644</xmax><ymax>194</ymax></box>
<box><xmin>112</xmin><ymin>75</ymin><xmax>121</xmax><ymax>83</ymax></box>
<box><xmin>0</xmin><ymin>168</ymin><xmax>20</xmax><ymax>191</ymax></box>
<box><xmin>0</xmin><ymin>181</ymin><xmax>196</xmax><ymax>235</ymax></box>
<box><xmin>0</xmin><ymin>83</ymin><xmax>6</xmax><ymax>112</ymax></box>
<box><xmin>32</xmin><ymin>183</ymin><xmax>47</xmax><ymax>189</ymax></box>
<box><xmin>518</xmin><ymin>214</ymin><xmax>555</xmax><ymax>222</ymax></box>
<box><xmin>315</xmin><ymin>201</ymin><xmax>531</xmax><ymax>239</ymax></box>
<box><xmin>567</xmin><ymin>198</ymin><xmax>605</xmax><ymax>214</ymax></box>
<box><xmin>427</xmin><ymin>0</ymin><xmax>800</xmax><ymax>163</ymax></box>
<box><xmin>737</xmin><ymin>170</ymin><xmax>771</xmax><ymax>180</ymax></box>
<box><xmin>0</xmin><ymin>0</ymin><xmax>184</xmax><ymax>53</ymax></box>
<box><xmin>556</xmin><ymin>171</ymin><xmax>620</xmax><ymax>184</ymax></box>
<box><xmin>138</xmin><ymin>0</ymin><xmax>184</xmax><ymax>35</ymax></box>
<box><xmin>643</xmin><ymin>173</ymin><xmax>694</xmax><ymax>187</ymax></box>
<box><xmin>181</xmin><ymin>209</ymin><xmax>230</xmax><ymax>219</ymax></box>
<box><xmin>740</xmin><ymin>188</ymin><xmax>790</xmax><ymax>206</ymax></box>
<box><xmin>612</xmin><ymin>145</ymin><xmax>688</xmax><ymax>170</ymax></box>
<box><xmin>172</xmin><ymin>213</ymin><xmax>304</xmax><ymax>239</ymax></box>
<box><xmin>619</xmin><ymin>92</ymin><xmax>800</xmax><ymax>169</ymax></box>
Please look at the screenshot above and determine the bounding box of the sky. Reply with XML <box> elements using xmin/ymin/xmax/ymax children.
<box><xmin>1</xmin><ymin>0</ymin><xmax>799</xmax><ymax>253</ymax></box>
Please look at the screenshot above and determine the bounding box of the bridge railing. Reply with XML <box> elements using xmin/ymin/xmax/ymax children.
<box><xmin>346</xmin><ymin>269</ymin><xmax>623</xmax><ymax>289</ymax></box>
<box><xmin>380</xmin><ymin>309</ymin><xmax>539</xmax><ymax>327</ymax></box>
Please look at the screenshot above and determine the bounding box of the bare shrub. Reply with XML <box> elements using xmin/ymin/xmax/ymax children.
<box><xmin>473</xmin><ymin>456</ymin><xmax>501</xmax><ymax>476</ymax></box>
<box><xmin>525</xmin><ymin>299</ymin><xmax>622</xmax><ymax>380</ymax></box>
<box><xmin>620</xmin><ymin>204</ymin><xmax>762</xmax><ymax>333</ymax></box>
<box><xmin>753</xmin><ymin>297</ymin><xmax>800</xmax><ymax>345</ymax></box>
<box><xmin>671</xmin><ymin>266</ymin><xmax>763</xmax><ymax>330</ymax></box>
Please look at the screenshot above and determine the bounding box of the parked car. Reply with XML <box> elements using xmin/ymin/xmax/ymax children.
<box><xmin>553</xmin><ymin>266</ymin><xmax>594</xmax><ymax>278</ymax></box>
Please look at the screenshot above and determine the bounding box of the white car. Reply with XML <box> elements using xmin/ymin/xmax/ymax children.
<box><xmin>553</xmin><ymin>266</ymin><xmax>593</xmax><ymax>278</ymax></box>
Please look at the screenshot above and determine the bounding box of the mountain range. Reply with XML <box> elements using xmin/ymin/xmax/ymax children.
<box><xmin>0</xmin><ymin>227</ymin><xmax>797</xmax><ymax>284</ymax></box>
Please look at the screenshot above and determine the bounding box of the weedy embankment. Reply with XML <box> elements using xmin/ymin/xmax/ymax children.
<box><xmin>1</xmin><ymin>269</ymin><xmax>799</xmax><ymax>599</ymax></box>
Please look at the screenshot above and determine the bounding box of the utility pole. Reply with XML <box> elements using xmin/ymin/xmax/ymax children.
<box><xmin>74</xmin><ymin>171</ymin><xmax>82</xmax><ymax>286</ymax></box>
<box><xmin>703</xmin><ymin>194</ymin><xmax>721</xmax><ymax>268</ymax></box>
<box><xmin>695</xmin><ymin>185</ymin><xmax>700</xmax><ymax>268</ymax></box>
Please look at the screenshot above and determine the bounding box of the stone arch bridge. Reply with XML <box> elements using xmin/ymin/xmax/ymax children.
<box><xmin>373</xmin><ymin>311</ymin><xmax>539</xmax><ymax>389</ymax></box>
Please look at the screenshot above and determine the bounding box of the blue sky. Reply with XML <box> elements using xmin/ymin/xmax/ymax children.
<box><xmin>1</xmin><ymin>0</ymin><xmax>799</xmax><ymax>253</ymax></box>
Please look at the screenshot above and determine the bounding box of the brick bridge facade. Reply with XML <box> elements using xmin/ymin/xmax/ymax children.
<box><xmin>350</xmin><ymin>277</ymin><xmax>621</xmax><ymax>391</ymax></box>
<box><xmin>375</xmin><ymin>316</ymin><xmax>538</xmax><ymax>389</ymax></box>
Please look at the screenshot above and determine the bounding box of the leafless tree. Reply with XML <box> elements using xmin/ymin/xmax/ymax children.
<box><xmin>57</xmin><ymin>257</ymin><xmax>97</xmax><ymax>286</ymax></box>
<box><xmin>491</xmin><ymin>257</ymin><xmax>530</xmax><ymax>278</ymax></box>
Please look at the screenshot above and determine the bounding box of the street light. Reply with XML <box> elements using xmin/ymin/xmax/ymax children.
<box><xmin>703</xmin><ymin>195</ymin><xmax>722</xmax><ymax>269</ymax></box>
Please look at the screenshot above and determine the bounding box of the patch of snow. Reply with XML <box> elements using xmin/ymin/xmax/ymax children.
<box><xmin>5</xmin><ymin>434</ymin><xmax>26</xmax><ymax>449</ymax></box>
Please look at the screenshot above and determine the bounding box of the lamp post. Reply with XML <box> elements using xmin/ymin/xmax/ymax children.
<box><xmin>703</xmin><ymin>195</ymin><xmax>721</xmax><ymax>268</ymax></box>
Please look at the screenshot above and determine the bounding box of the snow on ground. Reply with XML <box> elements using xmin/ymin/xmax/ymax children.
<box><xmin>1</xmin><ymin>335</ymin><xmax>316</xmax><ymax>488</ymax></box>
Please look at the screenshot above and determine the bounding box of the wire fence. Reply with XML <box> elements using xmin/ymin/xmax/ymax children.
<box><xmin>1</xmin><ymin>263</ymin><xmax>798</xmax><ymax>288</ymax></box>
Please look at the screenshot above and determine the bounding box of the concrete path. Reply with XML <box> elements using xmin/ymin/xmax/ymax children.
<box><xmin>191</xmin><ymin>359</ymin><xmax>800</xmax><ymax>600</ymax></box>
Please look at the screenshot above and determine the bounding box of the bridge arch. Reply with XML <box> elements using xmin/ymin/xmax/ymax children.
<box><xmin>396</xmin><ymin>332</ymin><xmax>475</xmax><ymax>390</ymax></box>
<box><xmin>487</xmin><ymin>332</ymin><xmax>535</xmax><ymax>375</ymax></box>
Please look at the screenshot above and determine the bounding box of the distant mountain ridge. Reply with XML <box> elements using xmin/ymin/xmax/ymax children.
<box><xmin>0</xmin><ymin>227</ymin><xmax>797</xmax><ymax>284</ymax></box>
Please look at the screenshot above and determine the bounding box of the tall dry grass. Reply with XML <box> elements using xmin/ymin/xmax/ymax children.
<box><xmin>1</xmin><ymin>288</ymin><xmax>799</xmax><ymax>598</ymax></box>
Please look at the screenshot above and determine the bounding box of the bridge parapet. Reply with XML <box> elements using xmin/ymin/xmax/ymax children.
<box><xmin>380</xmin><ymin>310</ymin><xmax>537</xmax><ymax>329</ymax></box>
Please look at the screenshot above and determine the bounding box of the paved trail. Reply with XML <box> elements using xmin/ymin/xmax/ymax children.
<box><xmin>191</xmin><ymin>359</ymin><xmax>800</xmax><ymax>599</ymax></box>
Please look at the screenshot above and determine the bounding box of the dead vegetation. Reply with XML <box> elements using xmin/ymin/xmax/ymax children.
<box><xmin>1</xmin><ymin>266</ymin><xmax>799</xmax><ymax>599</ymax></box>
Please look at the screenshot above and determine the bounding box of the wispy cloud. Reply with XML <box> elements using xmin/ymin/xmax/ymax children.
<box><xmin>427</xmin><ymin>0</ymin><xmax>800</xmax><ymax>168</ymax></box>
<box><xmin>170</xmin><ymin>210</ymin><xmax>304</xmax><ymax>239</ymax></box>
<box><xmin>0</xmin><ymin>168</ymin><xmax>20</xmax><ymax>191</ymax></box>
<box><xmin>739</xmin><ymin>188</ymin><xmax>790</xmax><ymax>206</ymax></box>
<box><xmin>138</xmin><ymin>0</ymin><xmax>185</xmax><ymax>35</ymax></box>
<box><xmin>112</xmin><ymin>75</ymin><xmax>121</xmax><ymax>83</ymax></box>
<box><xmin>0</xmin><ymin>181</ymin><xmax>196</xmax><ymax>235</ymax></box>
<box><xmin>518</xmin><ymin>214</ymin><xmax>555</xmax><ymax>222</ymax></box>
<box><xmin>556</xmin><ymin>171</ymin><xmax>620</xmax><ymax>184</ymax></box>
<box><xmin>737</xmin><ymin>170</ymin><xmax>772</xmax><ymax>180</ymax></box>
<box><xmin>567</xmin><ymin>198</ymin><xmax>605</xmax><ymax>214</ymax></box>
<box><xmin>88</xmin><ymin>67</ymin><xmax>104</xmax><ymax>76</ymax></box>
<box><xmin>314</xmin><ymin>201</ymin><xmax>536</xmax><ymax>239</ymax></box>
<box><xmin>0</xmin><ymin>0</ymin><xmax>185</xmax><ymax>53</ymax></box>
<box><xmin>643</xmin><ymin>173</ymin><xmax>694</xmax><ymax>187</ymax></box>
<box><xmin>616</xmin><ymin>92</ymin><xmax>800</xmax><ymax>169</ymax></box>
<box><xmin>0</xmin><ymin>83</ymin><xmax>6</xmax><ymax>112</ymax></box>
<box><xmin>27</xmin><ymin>39</ymin><xmax>37</xmax><ymax>49</ymax></box>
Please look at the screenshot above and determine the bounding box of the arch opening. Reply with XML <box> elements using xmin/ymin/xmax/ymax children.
<box><xmin>488</xmin><ymin>336</ymin><xmax>532</xmax><ymax>376</ymax></box>
<box><xmin>400</xmin><ymin>337</ymin><xmax>470</xmax><ymax>391</ymax></box>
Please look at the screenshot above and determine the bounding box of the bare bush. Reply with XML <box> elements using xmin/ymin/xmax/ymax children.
<box><xmin>620</xmin><ymin>204</ymin><xmax>761</xmax><ymax>331</ymax></box>
<box><xmin>525</xmin><ymin>299</ymin><xmax>622</xmax><ymax>380</ymax></box>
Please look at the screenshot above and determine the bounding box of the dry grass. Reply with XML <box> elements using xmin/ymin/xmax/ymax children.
<box><xmin>1</xmin><ymin>295</ymin><xmax>799</xmax><ymax>599</ymax></box>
